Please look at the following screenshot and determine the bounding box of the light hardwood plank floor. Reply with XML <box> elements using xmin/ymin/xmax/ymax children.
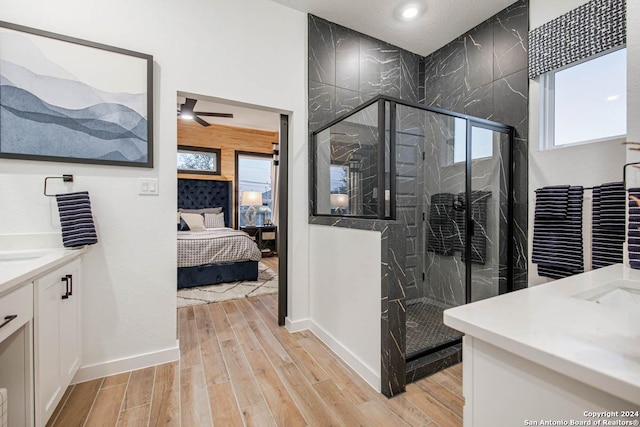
<box><xmin>49</xmin><ymin>293</ymin><xmax>463</xmax><ymax>426</ymax></box>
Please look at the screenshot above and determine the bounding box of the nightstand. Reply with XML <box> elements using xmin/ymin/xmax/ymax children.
<box><xmin>241</xmin><ymin>225</ymin><xmax>277</xmax><ymax>257</ymax></box>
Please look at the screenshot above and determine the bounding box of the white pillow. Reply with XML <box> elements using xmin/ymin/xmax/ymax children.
<box><xmin>204</xmin><ymin>212</ymin><xmax>225</xmax><ymax>228</ymax></box>
<box><xmin>180</xmin><ymin>212</ymin><xmax>206</xmax><ymax>231</ymax></box>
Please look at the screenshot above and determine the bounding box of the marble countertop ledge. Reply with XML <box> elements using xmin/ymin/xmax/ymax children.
<box><xmin>444</xmin><ymin>264</ymin><xmax>640</xmax><ymax>406</ymax></box>
<box><xmin>0</xmin><ymin>247</ymin><xmax>86</xmax><ymax>296</ymax></box>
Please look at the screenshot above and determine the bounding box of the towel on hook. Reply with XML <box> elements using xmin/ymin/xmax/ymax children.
<box><xmin>56</xmin><ymin>191</ymin><xmax>98</xmax><ymax>248</ymax></box>
<box><xmin>532</xmin><ymin>186</ymin><xmax>584</xmax><ymax>279</ymax></box>
<box><xmin>592</xmin><ymin>182</ymin><xmax>625</xmax><ymax>269</ymax></box>
<box><xmin>452</xmin><ymin>191</ymin><xmax>491</xmax><ymax>265</ymax></box>
<box><xmin>426</xmin><ymin>193</ymin><xmax>456</xmax><ymax>255</ymax></box>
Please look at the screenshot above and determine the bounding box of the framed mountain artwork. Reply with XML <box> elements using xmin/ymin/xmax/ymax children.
<box><xmin>0</xmin><ymin>21</ymin><xmax>153</xmax><ymax>167</ymax></box>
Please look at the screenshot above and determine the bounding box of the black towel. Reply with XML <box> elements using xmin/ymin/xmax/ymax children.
<box><xmin>453</xmin><ymin>191</ymin><xmax>491</xmax><ymax>265</ymax></box>
<box><xmin>56</xmin><ymin>191</ymin><xmax>98</xmax><ymax>248</ymax></box>
<box><xmin>426</xmin><ymin>193</ymin><xmax>456</xmax><ymax>255</ymax></box>
<box><xmin>532</xmin><ymin>186</ymin><xmax>584</xmax><ymax>279</ymax></box>
<box><xmin>628</xmin><ymin>188</ymin><xmax>640</xmax><ymax>270</ymax></box>
<box><xmin>592</xmin><ymin>182</ymin><xmax>625</xmax><ymax>269</ymax></box>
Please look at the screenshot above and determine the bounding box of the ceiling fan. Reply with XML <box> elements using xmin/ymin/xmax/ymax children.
<box><xmin>177</xmin><ymin>98</ymin><xmax>234</xmax><ymax>127</ymax></box>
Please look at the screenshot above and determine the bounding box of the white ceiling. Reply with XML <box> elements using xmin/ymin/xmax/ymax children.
<box><xmin>269</xmin><ymin>0</ymin><xmax>517</xmax><ymax>56</ymax></box>
<box><xmin>177</xmin><ymin>95</ymin><xmax>280</xmax><ymax>132</ymax></box>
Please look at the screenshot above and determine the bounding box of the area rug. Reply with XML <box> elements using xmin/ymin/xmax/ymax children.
<box><xmin>177</xmin><ymin>262</ymin><xmax>278</xmax><ymax>308</ymax></box>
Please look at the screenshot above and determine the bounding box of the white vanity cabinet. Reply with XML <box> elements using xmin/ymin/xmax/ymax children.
<box><xmin>34</xmin><ymin>258</ymin><xmax>82</xmax><ymax>427</ymax></box>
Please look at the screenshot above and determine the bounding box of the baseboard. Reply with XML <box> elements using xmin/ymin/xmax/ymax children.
<box><xmin>285</xmin><ymin>317</ymin><xmax>310</xmax><ymax>332</ymax></box>
<box><xmin>309</xmin><ymin>321</ymin><xmax>381</xmax><ymax>392</ymax></box>
<box><xmin>72</xmin><ymin>340</ymin><xmax>180</xmax><ymax>384</ymax></box>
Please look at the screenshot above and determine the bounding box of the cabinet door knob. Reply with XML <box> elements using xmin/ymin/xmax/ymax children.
<box><xmin>0</xmin><ymin>314</ymin><xmax>17</xmax><ymax>329</ymax></box>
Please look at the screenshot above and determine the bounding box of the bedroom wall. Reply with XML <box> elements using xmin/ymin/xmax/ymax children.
<box><xmin>177</xmin><ymin>120</ymin><xmax>278</xmax><ymax>227</ymax></box>
<box><xmin>0</xmin><ymin>0</ymin><xmax>309</xmax><ymax>380</ymax></box>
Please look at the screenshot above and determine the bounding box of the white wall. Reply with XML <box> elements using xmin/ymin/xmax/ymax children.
<box><xmin>308</xmin><ymin>225</ymin><xmax>382</xmax><ymax>391</ymax></box>
<box><xmin>628</xmin><ymin>0</ymin><xmax>640</xmax><ymax>168</ymax></box>
<box><xmin>528</xmin><ymin>0</ymin><xmax>627</xmax><ymax>286</ymax></box>
<box><xmin>0</xmin><ymin>0</ymin><xmax>309</xmax><ymax>377</ymax></box>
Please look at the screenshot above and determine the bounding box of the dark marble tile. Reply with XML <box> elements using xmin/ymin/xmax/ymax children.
<box><xmin>423</xmin><ymin>51</ymin><xmax>441</xmax><ymax>107</ymax></box>
<box><xmin>463</xmin><ymin>82</ymin><xmax>494</xmax><ymax>120</ymax></box>
<box><xmin>383</xmin><ymin>298</ymin><xmax>406</xmax><ymax>396</ymax></box>
<box><xmin>493</xmin><ymin>69</ymin><xmax>528</xmax><ymax>138</ymax></box>
<box><xmin>465</xmin><ymin>20</ymin><xmax>494</xmax><ymax>90</ymax></box>
<box><xmin>335</xmin><ymin>87</ymin><xmax>361</xmax><ymax>117</ymax></box>
<box><xmin>406</xmin><ymin>345</ymin><xmax>462</xmax><ymax>383</ymax></box>
<box><xmin>309</xmin><ymin>15</ymin><xmax>336</xmax><ymax>85</ymax></box>
<box><xmin>418</xmin><ymin>58</ymin><xmax>426</xmax><ymax>104</ymax></box>
<box><xmin>380</xmin><ymin>44</ymin><xmax>401</xmax><ymax>98</ymax></box>
<box><xmin>359</xmin><ymin>36</ymin><xmax>382</xmax><ymax>96</ymax></box>
<box><xmin>400</xmin><ymin>51</ymin><xmax>420</xmax><ymax>103</ymax></box>
<box><xmin>335</xmin><ymin>26</ymin><xmax>359</xmax><ymax>91</ymax></box>
<box><xmin>435</xmin><ymin>38</ymin><xmax>466</xmax><ymax>103</ymax></box>
<box><xmin>309</xmin><ymin>80</ymin><xmax>335</xmax><ymax>132</ymax></box>
<box><xmin>493</xmin><ymin>0</ymin><xmax>528</xmax><ymax>80</ymax></box>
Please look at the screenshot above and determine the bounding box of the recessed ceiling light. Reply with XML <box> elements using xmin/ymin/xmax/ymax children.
<box><xmin>402</xmin><ymin>6</ymin><xmax>419</xmax><ymax>19</ymax></box>
<box><xmin>606</xmin><ymin>95</ymin><xmax>620</xmax><ymax>102</ymax></box>
<box><xmin>396</xmin><ymin>3</ymin><xmax>423</xmax><ymax>21</ymax></box>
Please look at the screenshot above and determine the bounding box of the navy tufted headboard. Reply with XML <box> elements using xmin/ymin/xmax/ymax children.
<box><xmin>177</xmin><ymin>179</ymin><xmax>233</xmax><ymax>227</ymax></box>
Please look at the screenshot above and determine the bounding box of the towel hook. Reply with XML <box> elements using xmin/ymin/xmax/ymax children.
<box><xmin>44</xmin><ymin>175</ymin><xmax>74</xmax><ymax>197</ymax></box>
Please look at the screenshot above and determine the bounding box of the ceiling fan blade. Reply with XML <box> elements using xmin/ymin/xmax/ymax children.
<box><xmin>181</xmin><ymin>98</ymin><xmax>197</xmax><ymax>112</ymax></box>
<box><xmin>194</xmin><ymin>112</ymin><xmax>234</xmax><ymax>118</ymax></box>
<box><xmin>193</xmin><ymin>116</ymin><xmax>210</xmax><ymax>127</ymax></box>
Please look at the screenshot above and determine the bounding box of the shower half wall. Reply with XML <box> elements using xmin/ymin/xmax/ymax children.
<box><xmin>311</xmin><ymin>95</ymin><xmax>515</xmax><ymax>397</ymax></box>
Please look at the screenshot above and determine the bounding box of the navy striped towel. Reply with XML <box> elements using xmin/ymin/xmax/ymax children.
<box><xmin>534</xmin><ymin>185</ymin><xmax>570</xmax><ymax>219</ymax></box>
<box><xmin>628</xmin><ymin>188</ymin><xmax>640</xmax><ymax>269</ymax></box>
<box><xmin>426</xmin><ymin>193</ymin><xmax>456</xmax><ymax>255</ymax></box>
<box><xmin>453</xmin><ymin>191</ymin><xmax>491</xmax><ymax>265</ymax></box>
<box><xmin>532</xmin><ymin>186</ymin><xmax>584</xmax><ymax>279</ymax></box>
<box><xmin>592</xmin><ymin>182</ymin><xmax>625</xmax><ymax>269</ymax></box>
<box><xmin>56</xmin><ymin>191</ymin><xmax>98</xmax><ymax>248</ymax></box>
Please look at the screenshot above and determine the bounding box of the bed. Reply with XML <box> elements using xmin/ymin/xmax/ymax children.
<box><xmin>177</xmin><ymin>179</ymin><xmax>261</xmax><ymax>289</ymax></box>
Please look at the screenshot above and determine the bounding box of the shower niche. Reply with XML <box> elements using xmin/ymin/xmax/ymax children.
<box><xmin>312</xmin><ymin>95</ymin><xmax>515</xmax><ymax>396</ymax></box>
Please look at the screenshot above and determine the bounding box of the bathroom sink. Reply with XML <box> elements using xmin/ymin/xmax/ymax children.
<box><xmin>573</xmin><ymin>279</ymin><xmax>640</xmax><ymax>310</ymax></box>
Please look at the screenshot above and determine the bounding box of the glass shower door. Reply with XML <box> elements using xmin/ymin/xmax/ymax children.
<box><xmin>406</xmin><ymin>111</ymin><xmax>467</xmax><ymax>360</ymax></box>
<box><xmin>468</xmin><ymin>123</ymin><xmax>512</xmax><ymax>302</ymax></box>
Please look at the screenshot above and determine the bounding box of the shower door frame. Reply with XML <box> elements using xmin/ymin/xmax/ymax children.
<box><xmin>309</xmin><ymin>95</ymin><xmax>516</xmax><ymax>397</ymax></box>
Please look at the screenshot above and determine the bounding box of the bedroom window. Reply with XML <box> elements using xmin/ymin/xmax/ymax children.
<box><xmin>177</xmin><ymin>145</ymin><xmax>221</xmax><ymax>175</ymax></box>
<box><xmin>237</xmin><ymin>153</ymin><xmax>273</xmax><ymax>227</ymax></box>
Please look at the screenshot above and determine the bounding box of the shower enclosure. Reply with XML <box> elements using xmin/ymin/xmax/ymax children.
<box><xmin>312</xmin><ymin>95</ymin><xmax>515</xmax><ymax>389</ymax></box>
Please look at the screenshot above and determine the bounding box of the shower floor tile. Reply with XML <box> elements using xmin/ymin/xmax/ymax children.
<box><xmin>406</xmin><ymin>299</ymin><xmax>463</xmax><ymax>358</ymax></box>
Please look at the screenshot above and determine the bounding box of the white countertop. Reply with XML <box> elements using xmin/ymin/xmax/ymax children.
<box><xmin>444</xmin><ymin>264</ymin><xmax>640</xmax><ymax>406</ymax></box>
<box><xmin>0</xmin><ymin>247</ymin><xmax>86</xmax><ymax>295</ymax></box>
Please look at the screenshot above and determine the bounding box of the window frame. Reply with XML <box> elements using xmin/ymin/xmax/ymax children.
<box><xmin>177</xmin><ymin>145</ymin><xmax>221</xmax><ymax>176</ymax></box>
<box><xmin>540</xmin><ymin>46</ymin><xmax>627</xmax><ymax>150</ymax></box>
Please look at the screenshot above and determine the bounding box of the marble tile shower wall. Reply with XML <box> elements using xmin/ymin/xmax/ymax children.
<box><xmin>308</xmin><ymin>0</ymin><xmax>529</xmax><ymax>395</ymax></box>
<box><xmin>308</xmin><ymin>15</ymin><xmax>422</xmax><ymax>132</ymax></box>
<box><xmin>421</xmin><ymin>0</ymin><xmax>529</xmax><ymax>293</ymax></box>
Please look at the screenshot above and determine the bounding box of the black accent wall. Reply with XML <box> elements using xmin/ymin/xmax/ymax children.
<box><xmin>308</xmin><ymin>0</ymin><xmax>529</xmax><ymax>396</ymax></box>
<box><xmin>309</xmin><ymin>15</ymin><xmax>422</xmax><ymax>132</ymax></box>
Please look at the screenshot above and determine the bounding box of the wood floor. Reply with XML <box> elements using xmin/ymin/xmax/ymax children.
<box><xmin>49</xmin><ymin>293</ymin><xmax>463</xmax><ymax>426</ymax></box>
<box><xmin>260</xmin><ymin>255</ymin><xmax>278</xmax><ymax>273</ymax></box>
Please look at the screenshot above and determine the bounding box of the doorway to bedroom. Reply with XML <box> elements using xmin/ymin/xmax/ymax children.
<box><xmin>175</xmin><ymin>92</ymin><xmax>288</xmax><ymax>326</ymax></box>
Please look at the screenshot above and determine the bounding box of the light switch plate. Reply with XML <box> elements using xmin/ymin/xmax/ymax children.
<box><xmin>138</xmin><ymin>178</ymin><xmax>159</xmax><ymax>195</ymax></box>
